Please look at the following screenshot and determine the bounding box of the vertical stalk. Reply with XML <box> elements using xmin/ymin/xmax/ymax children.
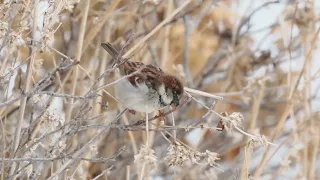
<box><xmin>63</xmin><ymin>1</ymin><xmax>90</xmax><ymax>178</ymax></box>
<box><xmin>126</xmin><ymin>166</ymin><xmax>130</xmax><ymax>180</ymax></box>
<box><xmin>66</xmin><ymin>0</ymin><xmax>91</xmax><ymax>121</ymax></box>
<box><xmin>9</xmin><ymin>0</ymin><xmax>39</xmax><ymax>177</ymax></box>
<box><xmin>241</xmin><ymin>82</ymin><xmax>265</xmax><ymax>179</ymax></box>
<box><xmin>161</xmin><ymin>0</ymin><xmax>173</xmax><ymax>68</ymax></box>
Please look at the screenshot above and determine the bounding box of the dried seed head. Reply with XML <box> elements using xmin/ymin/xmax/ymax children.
<box><xmin>204</xmin><ymin>150</ymin><xmax>220</xmax><ymax>167</ymax></box>
<box><xmin>134</xmin><ymin>145</ymin><xmax>157</xmax><ymax>167</ymax></box>
<box><xmin>165</xmin><ymin>142</ymin><xmax>220</xmax><ymax>168</ymax></box>
<box><xmin>165</xmin><ymin>142</ymin><xmax>190</xmax><ymax>166</ymax></box>
<box><xmin>220</xmin><ymin>112</ymin><xmax>243</xmax><ymax>131</ymax></box>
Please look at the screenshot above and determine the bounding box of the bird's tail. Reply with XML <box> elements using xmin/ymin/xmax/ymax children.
<box><xmin>101</xmin><ymin>42</ymin><xmax>120</xmax><ymax>59</ymax></box>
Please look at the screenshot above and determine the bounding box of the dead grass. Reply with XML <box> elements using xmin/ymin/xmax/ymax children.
<box><xmin>0</xmin><ymin>0</ymin><xmax>319</xmax><ymax>179</ymax></box>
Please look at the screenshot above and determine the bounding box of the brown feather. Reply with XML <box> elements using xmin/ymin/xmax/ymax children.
<box><xmin>162</xmin><ymin>75</ymin><xmax>183</xmax><ymax>94</ymax></box>
<box><xmin>101</xmin><ymin>42</ymin><xmax>184</xmax><ymax>102</ymax></box>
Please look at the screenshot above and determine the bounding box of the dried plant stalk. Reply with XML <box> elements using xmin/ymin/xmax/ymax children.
<box><xmin>9</xmin><ymin>0</ymin><xmax>40</xmax><ymax>177</ymax></box>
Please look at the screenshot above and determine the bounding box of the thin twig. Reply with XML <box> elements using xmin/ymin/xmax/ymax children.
<box><xmin>122</xmin><ymin>0</ymin><xmax>191</xmax><ymax>58</ymax></box>
<box><xmin>65</xmin><ymin>0</ymin><xmax>91</xmax><ymax>122</ymax></box>
<box><xmin>9</xmin><ymin>0</ymin><xmax>39</xmax><ymax>177</ymax></box>
<box><xmin>82</xmin><ymin>0</ymin><xmax>122</xmax><ymax>53</ymax></box>
<box><xmin>46</xmin><ymin>109</ymin><xmax>126</xmax><ymax>180</ymax></box>
<box><xmin>184</xmin><ymin>87</ymin><xmax>223</xmax><ymax>100</ymax></box>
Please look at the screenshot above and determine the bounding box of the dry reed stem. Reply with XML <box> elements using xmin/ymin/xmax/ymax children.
<box><xmin>304</xmin><ymin>29</ymin><xmax>315</xmax><ymax>180</ymax></box>
<box><xmin>184</xmin><ymin>87</ymin><xmax>223</xmax><ymax>100</ymax></box>
<box><xmin>123</xmin><ymin>0</ymin><xmax>191</xmax><ymax>58</ymax></box>
<box><xmin>0</xmin><ymin>117</ymin><xmax>6</xmax><ymax>180</ymax></box>
<box><xmin>145</xmin><ymin>112</ymin><xmax>149</xmax><ymax>177</ymax></box>
<box><xmin>303</xmin><ymin>4</ymin><xmax>316</xmax><ymax>177</ymax></box>
<box><xmin>93</xmin><ymin>25</ymin><xmax>111</xmax><ymax>115</ymax></box>
<box><xmin>0</xmin><ymin>52</ymin><xmax>9</xmax><ymax>74</ymax></box>
<box><xmin>120</xmin><ymin>106</ymin><xmax>138</xmax><ymax>154</ymax></box>
<box><xmin>161</xmin><ymin>0</ymin><xmax>173</xmax><ymax>68</ymax></box>
<box><xmin>1</xmin><ymin>1</ymin><xmax>319</xmax><ymax>179</ymax></box>
<box><xmin>87</xmin><ymin>27</ymin><xmax>112</xmax><ymax>176</ymax></box>
<box><xmin>50</xmin><ymin>55</ymin><xmax>64</xmax><ymax>93</ymax></box>
<box><xmin>240</xmin><ymin>81</ymin><xmax>265</xmax><ymax>180</ymax></box>
<box><xmin>62</xmin><ymin>1</ymin><xmax>90</xmax><ymax>178</ymax></box>
<box><xmin>303</xmin><ymin>133</ymin><xmax>308</xmax><ymax>177</ymax></box>
<box><xmin>140</xmin><ymin>162</ymin><xmax>146</xmax><ymax>180</ymax></box>
<box><xmin>138</xmin><ymin>112</ymin><xmax>150</xmax><ymax>180</ymax></box>
<box><xmin>9</xmin><ymin>0</ymin><xmax>39</xmax><ymax>177</ymax></box>
<box><xmin>77</xmin><ymin>64</ymin><xmax>119</xmax><ymax>103</ymax></box>
<box><xmin>66</xmin><ymin>0</ymin><xmax>91</xmax><ymax>122</ymax></box>
<box><xmin>170</xmin><ymin>106</ymin><xmax>177</xmax><ymax>179</ymax></box>
<box><xmin>126</xmin><ymin>166</ymin><xmax>130</xmax><ymax>180</ymax></box>
<box><xmin>254</xmin><ymin>26</ymin><xmax>320</xmax><ymax>179</ymax></box>
<box><xmin>82</xmin><ymin>0</ymin><xmax>122</xmax><ymax>53</ymax></box>
<box><xmin>242</xmin><ymin>145</ymin><xmax>249</xmax><ymax>180</ymax></box>
<box><xmin>309</xmin><ymin>130</ymin><xmax>319</xmax><ymax>179</ymax></box>
<box><xmin>47</xmin><ymin>110</ymin><xmax>126</xmax><ymax>180</ymax></box>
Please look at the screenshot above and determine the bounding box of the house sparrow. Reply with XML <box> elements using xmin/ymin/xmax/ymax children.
<box><xmin>101</xmin><ymin>42</ymin><xmax>184</xmax><ymax>113</ymax></box>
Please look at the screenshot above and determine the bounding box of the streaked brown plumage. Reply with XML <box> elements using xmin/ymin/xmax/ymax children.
<box><xmin>101</xmin><ymin>42</ymin><xmax>183</xmax><ymax>113</ymax></box>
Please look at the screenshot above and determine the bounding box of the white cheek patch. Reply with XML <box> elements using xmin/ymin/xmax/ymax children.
<box><xmin>161</xmin><ymin>90</ymin><xmax>173</xmax><ymax>105</ymax></box>
<box><xmin>158</xmin><ymin>84</ymin><xmax>166</xmax><ymax>95</ymax></box>
<box><xmin>158</xmin><ymin>84</ymin><xmax>173</xmax><ymax>104</ymax></box>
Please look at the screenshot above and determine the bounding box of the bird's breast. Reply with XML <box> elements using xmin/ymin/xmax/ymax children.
<box><xmin>114</xmin><ymin>79</ymin><xmax>162</xmax><ymax>113</ymax></box>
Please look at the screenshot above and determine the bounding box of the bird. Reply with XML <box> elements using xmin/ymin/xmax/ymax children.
<box><xmin>101</xmin><ymin>42</ymin><xmax>184</xmax><ymax>113</ymax></box>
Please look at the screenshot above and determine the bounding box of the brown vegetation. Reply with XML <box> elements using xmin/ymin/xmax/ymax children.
<box><xmin>0</xmin><ymin>0</ymin><xmax>319</xmax><ymax>179</ymax></box>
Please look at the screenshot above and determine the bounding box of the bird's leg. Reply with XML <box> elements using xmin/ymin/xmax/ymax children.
<box><xmin>154</xmin><ymin>109</ymin><xmax>166</xmax><ymax>119</ymax></box>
